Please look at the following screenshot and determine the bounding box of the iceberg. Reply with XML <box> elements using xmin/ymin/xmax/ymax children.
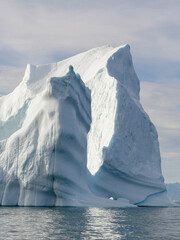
<box><xmin>0</xmin><ymin>44</ymin><xmax>172</xmax><ymax>206</ymax></box>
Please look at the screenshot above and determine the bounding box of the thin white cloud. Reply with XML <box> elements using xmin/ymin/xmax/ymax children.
<box><xmin>0</xmin><ymin>0</ymin><xmax>180</xmax><ymax>63</ymax></box>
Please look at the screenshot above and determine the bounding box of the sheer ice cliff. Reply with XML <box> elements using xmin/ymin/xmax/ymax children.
<box><xmin>0</xmin><ymin>44</ymin><xmax>172</xmax><ymax>206</ymax></box>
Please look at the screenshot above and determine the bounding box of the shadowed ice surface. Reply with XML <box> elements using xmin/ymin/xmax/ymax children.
<box><xmin>0</xmin><ymin>207</ymin><xmax>180</xmax><ymax>239</ymax></box>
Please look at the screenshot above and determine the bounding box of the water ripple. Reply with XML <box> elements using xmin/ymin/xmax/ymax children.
<box><xmin>0</xmin><ymin>207</ymin><xmax>180</xmax><ymax>239</ymax></box>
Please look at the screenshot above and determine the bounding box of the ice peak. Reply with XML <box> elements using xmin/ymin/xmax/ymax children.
<box><xmin>68</xmin><ymin>65</ymin><xmax>74</xmax><ymax>73</ymax></box>
<box><xmin>122</xmin><ymin>43</ymin><xmax>130</xmax><ymax>50</ymax></box>
<box><xmin>66</xmin><ymin>65</ymin><xmax>76</xmax><ymax>79</ymax></box>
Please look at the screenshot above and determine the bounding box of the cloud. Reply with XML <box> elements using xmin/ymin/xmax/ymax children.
<box><xmin>134</xmin><ymin>59</ymin><xmax>180</xmax><ymax>84</ymax></box>
<box><xmin>140</xmin><ymin>81</ymin><xmax>180</xmax><ymax>182</ymax></box>
<box><xmin>0</xmin><ymin>66</ymin><xmax>24</xmax><ymax>93</ymax></box>
<box><xmin>0</xmin><ymin>43</ymin><xmax>26</xmax><ymax>67</ymax></box>
<box><xmin>0</xmin><ymin>0</ymin><xmax>180</xmax><ymax>63</ymax></box>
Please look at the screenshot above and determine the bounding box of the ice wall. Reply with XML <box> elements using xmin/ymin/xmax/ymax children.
<box><xmin>0</xmin><ymin>67</ymin><xmax>92</xmax><ymax>206</ymax></box>
<box><xmin>87</xmin><ymin>46</ymin><xmax>170</xmax><ymax>206</ymax></box>
<box><xmin>0</xmin><ymin>45</ymin><xmax>172</xmax><ymax>206</ymax></box>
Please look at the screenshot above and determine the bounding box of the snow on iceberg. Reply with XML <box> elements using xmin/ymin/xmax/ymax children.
<box><xmin>0</xmin><ymin>44</ymin><xmax>173</xmax><ymax>206</ymax></box>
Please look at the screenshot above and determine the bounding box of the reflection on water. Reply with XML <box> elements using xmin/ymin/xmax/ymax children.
<box><xmin>84</xmin><ymin>208</ymin><xmax>123</xmax><ymax>239</ymax></box>
<box><xmin>0</xmin><ymin>207</ymin><xmax>180</xmax><ymax>239</ymax></box>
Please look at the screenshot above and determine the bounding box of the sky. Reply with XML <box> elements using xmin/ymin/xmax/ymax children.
<box><xmin>0</xmin><ymin>0</ymin><xmax>180</xmax><ymax>182</ymax></box>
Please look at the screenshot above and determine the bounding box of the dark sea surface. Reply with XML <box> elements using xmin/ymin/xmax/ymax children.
<box><xmin>0</xmin><ymin>207</ymin><xmax>180</xmax><ymax>239</ymax></box>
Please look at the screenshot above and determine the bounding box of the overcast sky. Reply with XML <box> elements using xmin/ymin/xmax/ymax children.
<box><xmin>0</xmin><ymin>0</ymin><xmax>180</xmax><ymax>182</ymax></box>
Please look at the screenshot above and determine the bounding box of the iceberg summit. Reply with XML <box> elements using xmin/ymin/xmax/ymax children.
<box><xmin>0</xmin><ymin>45</ymin><xmax>173</xmax><ymax>207</ymax></box>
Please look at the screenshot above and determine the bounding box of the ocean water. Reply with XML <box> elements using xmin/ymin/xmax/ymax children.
<box><xmin>0</xmin><ymin>207</ymin><xmax>180</xmax><ymax>239</ymax></box>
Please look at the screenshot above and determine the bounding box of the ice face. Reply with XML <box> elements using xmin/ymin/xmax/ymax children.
<box><xmin>87</xmin><ymin>48</ymin><xmax>166</xmax><ymax>204</ymax></box>
<box><xmin>0</xmin><ymin>45</ymin><xmax>173</xmax><ymax>206</ymax></box>
<box><xmin>0</xmin><ymin>67</ymin><xmax>92</xmax><ymax>206</ymax></box>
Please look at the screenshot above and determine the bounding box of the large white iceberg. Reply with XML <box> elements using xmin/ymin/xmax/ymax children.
<box><xmin>0</xmin><ymin>44</ymin><xmax>172</xmax><ymax>206</ymax></box>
